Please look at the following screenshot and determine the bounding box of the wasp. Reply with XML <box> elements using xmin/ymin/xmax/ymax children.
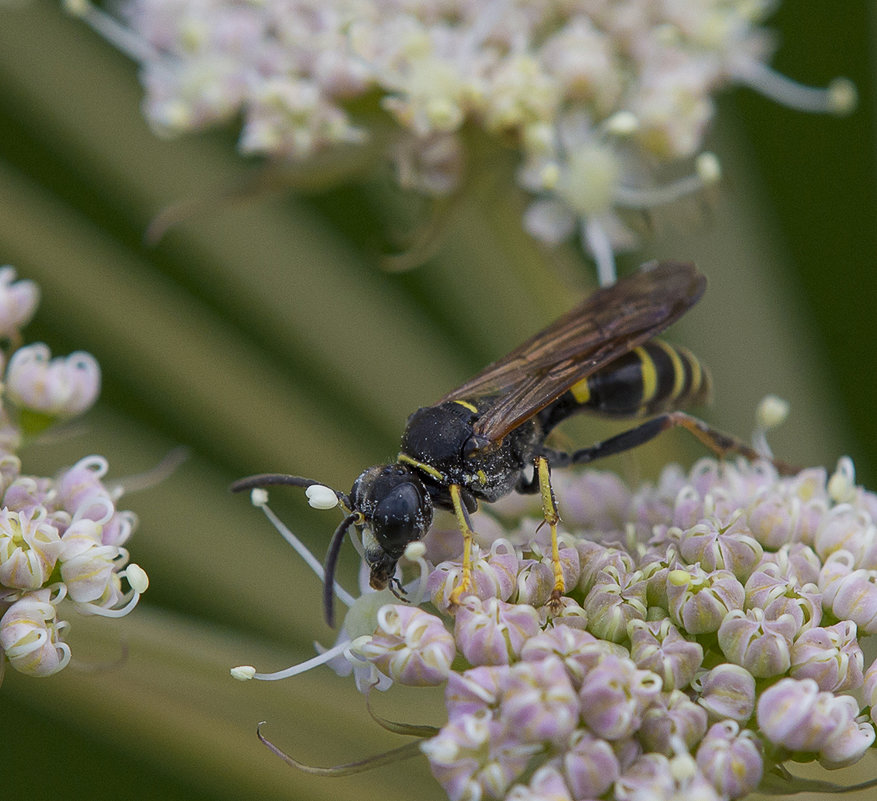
<box><xmin>233</xmin><ymin>260</ymin><xmax>792</xmax><ymax>625</ymax></box>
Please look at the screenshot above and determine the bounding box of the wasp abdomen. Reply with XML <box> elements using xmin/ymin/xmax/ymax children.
<box><xmin>541</xmin><ymin>340</ymin><xmax>711</xmax><ymax>430</ymax></box>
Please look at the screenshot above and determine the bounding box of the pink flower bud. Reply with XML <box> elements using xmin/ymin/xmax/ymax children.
<box><xmin>578</xmin><ymin>653</ymin><xmax>661</xmax><ymax>740</ymax></box>
<box><xmin>583</xmin><ymin>564</ymin><xmax>648</xmax><ymax>642</ymax></box>
<box><xmin>59</xmin><ymin>542</ymin><xmax>119</xmax><ymax>605</ymax></box>
<box><xmin>520</xmin><ymin>624</ymin><xmax>600</xmax><ymax>687</ymax></box>
<box><xmin>514</xmin><ymin>558</ymin><xmax>554</xmax><ymax>607</ymax></box>
<box><xmin>498</xmin><ymin>656</ymin><xmax>578</xmax><ymax>744</ymax></box>
<box><xmin>454</xmin><ymin>597</ymin><xmax>540</xmax><ymax>666</ymax></box>
<box><xmin>679</xmin><ymin>514</ymin><xmax>763</xmax><ymax>580</ymax></box>
<box><xmin>101</xmin><ymin>509</ymin><xmax>138</xmax><ymax>547</ymax></box>
<box><xmin>58</xmin><ymin>517</ymin><xmax>103</xmax><ymax>561</ymax></box>
<box><xmin>0</xmin><ymin>266</ymin><xmax>39</xmax><ymax>337</ymax></box>
<box><xmin>55</xmin><ymin>455</ymin><xmax>114</xmax><ymax>519</ymax></box>
<box><xmin>864</xmin><ymin>656</ymin><xmax>877</xmax><ymax>709</ymax></box>
<box><xmin>422</xmin><ymin>713</ymin><xmax>538</xmax><ymax>801</ymax></box>
<box><xmin>673</xmin><ymin>485</ymin><xmax>708</xmax><ymax>531</ymax></box>
<box><xmin>819</xmin><ymin>552</ymin><xmax>877</xmax><ymax>633</ymax></box>
<box><xmin>615</xmin><ymin>753</ymin><xmax>675</xmax><ymax>801</ymax></box>
<box><xmin>0</xmin><ymin>592</ymin><xmax>70</xmax><ymax>676</ymax></box>
<box><xmin>696</xmin><ymin>720</ymin><xmax>763</xmax><ymax>799</ymax></box>
<box><xmin>6</xmin><ymin>343</ymin><xmax>101</xmax><ymax>418</ymax></box>
<box><xmin>357</xmin><ymin>605</ymin><xmax>455</xmax><ymax>685</ymax></box>
<box><xmin>814</xmin><ymin>504</ymin><xmax>877</xmax><ymax>566</ymax></box>
<box><xmin>445</xmin><ymin>665</ymin><xmax>507</xmax><ymax>717</ymax></box>
<box><xmin>638</xmin><ymin>542</ymin><xmax>683</xmax><ymax>610</ymax></box>
<box><xmin>756</xmin><ymin>543</ymin><xmax>821</xmax><ymax>587</ymax></box>
<box><xmin>560</xmin><ymin>729</ymin><xmax>620</xmax><ymax>798</ymax></box>
<box><xmin>553</xmin><ymin>468</ymin><xmax>631</xmax><ymax>531</ymax></box>
<box><xmin>747</xmin><ymin>485</ymin><xmax>822</xmax><ymax>549</ymax></box>
<box><xmin>616</xmin><ymin>752</ymin><xmax>722</xmax><ymax>801</ymax></box>
<box><xmin>507</xmin><ymin>764</ymin><xmax>573</xmax><ymax>801</ymax></box>
<box><xmin>790</xmin><ymin>621</ymin><xmax>864</xmax><ymax>692</ymax></box>
<box><xmin>0</xmin><ymin>508</ymin><xmax>62</xmax><ymax>590</ymax></box>
<box><xmin>717</xmin><ymin>608</ymin><xmax>797</xmax><ymax>678</ymax></box>
<box><xmin>695</xmin><ymin>662</ymin><xmax>756</xmax><ymax>724</ymax></box>
<box><xmin>577</xmin><ymin>542</ymin><xmax>634</xmax><ymax>594</ymax></box>
<box><xmin>428</xmin><ymin>539</ymin><xmax>519</xmax><ymax>612</ymax></box>
<box><xmin>666</xmin><ymin>565</ymin><xmax>744</xmax><ymax>635</ymax></box>
<box><xmin>638</xmin><ymin>688</ymin><xmax>707</xmax><ymax>756</ymax></box>
<box><xmin>817</xmin><ymin>714</ymin><xmax>876</xmax><ymax>768</ymax></box>
<box><xmin>757</xmin><ymin>677</ymin><xmax>860</xmax><ymax>754</ymax></box>
<box><xmin>628</xmin><ymin>618</ymin><xmax>703</xmax><ymax>691</ymax></box>
<box><xmin>3</xmin><ymin>475</ymin><xmax>54</xmax><ymax>519</ymax></box>
<box><xmin>744</xmin><ymin>567</ymin><xmax>822</xmax><ymax>630</ymax></box>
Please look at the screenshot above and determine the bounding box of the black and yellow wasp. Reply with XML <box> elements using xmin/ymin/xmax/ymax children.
<box><xmin>233</xmin><ymin>260</ymin><xmax>791</xmax><ymax>625</ymax></box>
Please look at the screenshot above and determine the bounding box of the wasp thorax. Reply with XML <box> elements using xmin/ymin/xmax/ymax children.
<box><xmin>402</xmin><ymin>402</ymin><xmax>479</xmax><ymax>467</ymax></box>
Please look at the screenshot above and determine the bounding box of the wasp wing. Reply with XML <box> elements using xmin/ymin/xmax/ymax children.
<box><xmin>440</xmin><ymin>260</ymin><xmax>706</xmax><ymax>443</ymax></box>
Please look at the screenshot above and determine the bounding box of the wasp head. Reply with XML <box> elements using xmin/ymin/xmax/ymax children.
<box><xmin>350</xmin><ymin>463</ymin><xmax>433</xmax><ymax>590</ymax></box>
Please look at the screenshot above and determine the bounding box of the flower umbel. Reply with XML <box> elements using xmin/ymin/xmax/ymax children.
<box><xmin>234</xmin><ymin>452</ymin><xmax>877</xmax><ymax>799</ymax></box>
<box><xmin>68</xmin><ymin>1</ymin><xmax>856</xmax><ymax>283</ymax></box>
<box><xmin>0</xmin><ymin>265</ymin><xmax>148</xmax><ymax>679</ymax></box>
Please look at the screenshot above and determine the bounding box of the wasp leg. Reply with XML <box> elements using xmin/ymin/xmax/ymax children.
<box><xmin>448</xmin><ymin>483</ymin><xmax>477</xmax><ymax>607</ymax></box>
<box><xmin>544</xmin><ymin>411</ymin><xmax>797</xmax><ymax>475</ymax></box>
<box><xmin>534</xmin><ymin>456</ymin><xmax>565</xmax><ymax>611</ymax></box>
<box><xmin>388</xmin><ymin>575</ymin><xmax>408</xmax><ymax>601</ymax></box>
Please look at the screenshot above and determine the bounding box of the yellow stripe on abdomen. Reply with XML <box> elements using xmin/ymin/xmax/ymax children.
<box><xmin>635</xmin><ymin>346</ymin><xmax>658</xmax><ymax>405</ymax></box>
<box><xmin>653</xmin><ymin>340</ymin><xmax>685</xmax><ymax>401</ymax></box>
<box><xmin>570</xmin><ymin>377</ymin><xmax>591</xmax><ymax>404</ymax></box>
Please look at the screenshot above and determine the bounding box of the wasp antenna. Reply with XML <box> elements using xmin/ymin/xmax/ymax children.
<box><xmin>230</xmin><ymin>473</ymin><xmax>321</xmax><ymax>492</ymax></box>
<box><xmin>323</xmin><ymin>512</ymin><xmax>358</xmax><ymax>628</ymax></box>
<box><xmin>230</xmin><ymin>473</ymin><xmax>350</xmax><ymax>507</ymax></box>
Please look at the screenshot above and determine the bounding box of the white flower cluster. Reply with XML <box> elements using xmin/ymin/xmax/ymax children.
<box><xmin>69</xmin><ymin>0</ymin><xmax>854</xmax><ymax>283</ymax></box>
<box><xmin>0</xmin><ymin>267</ymin><xmax>147</xmax><ymax>679</ymax></box>
<box><xmin>237</xmin><ymin>453</ymin><xmax>877</xmax><ymax>800</ymax></box>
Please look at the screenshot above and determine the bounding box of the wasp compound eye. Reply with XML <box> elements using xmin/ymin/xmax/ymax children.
<box><xmin>372</xmin><ymin>480</ymin><xmax>431</xmax><ymax>553</ymax></box>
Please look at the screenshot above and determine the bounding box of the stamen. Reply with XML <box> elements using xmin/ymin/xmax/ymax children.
<box><xmin>402</xmin><ymin>541</ymin><xmax>429</xmax><ymax>608</ymax></box>
<box><xmin>613</xmin><ymin>152</ymin><xmax>721</xmax><ymax>209</ymax></box>
<box><xmin>305</xmin><ymin>484</ymin><xmax>340</xmax><ymax>510</ymax></box>
<box><xmin>76</xmin><ymin>589</ymin><xmax>141</xmax><ymax>618</ymax></box>
<box><xmin>230</xmin><ymin>665</ymin><xmax>257</xmax><ymax>681</ymax></box>
<box><xmin>733</xmin><ymin>60</ymin><xmax>857</xmax><ymax>115</ymax></box>
<box><xmin>752</xmin><ymin>394</ymin><xmax>790</xmax><ymax>457</ymax></box>
<box><xmin>4</xmin><ymin>628</ymin><xmax>48</xmax><ymax>659</ymax></box>
<box><xmin>237</xmin><ymin>638</ymin><xmax>350</xmax><ymax>681</ymax></box>
<box><xmin>72</xmin><ymin>494</ymin><xmax>115</xmax><ymax>525</ymax></box>
<box><xmin>109</xmin><ymin>446</ymin><xmax>190</xmax><ymax>496</ymax></box>
<box><xmin>126</xmin><ymin>564</ymin><xmax>150</xmax><ymax>594</ymax></box>
<box><xmin>62</xmin><ymin>0</ymin><xmax>161</xmax><ymax>66</ymax></box>
<box><xmin>828</xmin><ymin>457</ymin><xmax>857</xmax><ymax>504</ymax></box>
<box><xmin>582</xmin><ymin>218</ymin><xmax>616</xmax><ymax>286</ymax></box>
<box><xmin>258</xmin><ymin>501</ymin><xmax>356</xmax><ymax>610</ymax></box>
<box><xmin>602</xmin><ymin>111</ymin><xmax>639</xmax><ymax>137</ymax></box>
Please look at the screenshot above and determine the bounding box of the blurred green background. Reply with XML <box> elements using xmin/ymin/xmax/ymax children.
<box><xmin>0</xmin><ymin>2</ymin><xmax>874</xmax><ymax>799</ymax></box>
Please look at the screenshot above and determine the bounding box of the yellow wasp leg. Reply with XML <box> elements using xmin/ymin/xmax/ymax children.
<box><xmin>536</xmin><ymin>456</ymin><xmax>565</xmax><ymax>607</ymax></box>
<box><xmin>448</xmin><ymin>483</ymin><xmax>477</xmax><ymax>607</ymax></box>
